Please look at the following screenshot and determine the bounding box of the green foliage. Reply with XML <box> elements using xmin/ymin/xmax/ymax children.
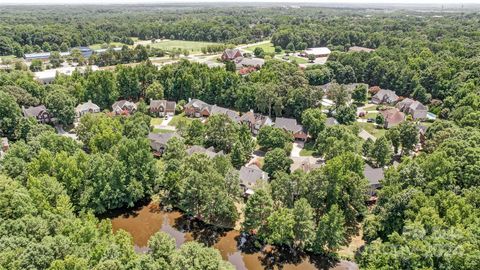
<box><xmin>145</xmin><ymin>81</ymin><xmax>164</xmax><ymax>100</ymax></box>
<box><xmin>335</xmin><ymin>105</ymin><xmax>357</xmax><ymax>125</ymax></box>
<box><xmin>257</xmin><ymin>125</ymin><xmax>293</xmax><ymax>151</ymax></box>
<box><xmin>369</xmin><ymin>136</ymin><xmax>393</xmax><ymax>167</ymax></box>
<box><xmin>263</xmin><ymin>148</ymin><xmax>293</xmax><ymax>177</ymax></box>
<box><xmin>301</xmin><ymin>108</ymin><xmax>326</xmax><ymax>139</ymax></box>
<box><xmin>315</xmin><ymin>125</ymin><xmax>361</xmax><ymax>160</ymax></box>
<box><xmin>205</xmin><ymin>114</ymin><xmax>239</xmax><ymax>153</ymax></box>
<box><xmin>45</xmin><ymin>86</ymin><xmax>76</xmax><ymax>125</ymax></box>
<box><xmin>0</xmin><ymin>91</ymin><xmax>22</xmax><ymax>139</ymax></box>
<box><xmin>352</xmin><ymin>84</ymin><xmax>367</xmax><ymax>104</ymax></box>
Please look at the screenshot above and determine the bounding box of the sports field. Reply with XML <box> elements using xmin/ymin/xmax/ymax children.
<box><xmin>149</xmin><ymin>40</ymin><xmax>222</xmax><ymax>53</ymax></box>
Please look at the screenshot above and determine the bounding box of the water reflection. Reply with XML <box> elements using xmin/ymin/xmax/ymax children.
<box><xmin>107</xmin><ymin>201</ymin><xmax>357</xmax><ymax>270</ymax></box>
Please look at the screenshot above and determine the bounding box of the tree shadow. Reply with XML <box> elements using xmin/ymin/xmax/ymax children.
<box><xmin>173</xmin><ymin>215</ymin><xmax>228</xmax><ymax>247</ymax></box>
<box><xmin>98</xmin><ymin>199</ymin><xmax>150</xmax><ymax>219</ymax></box>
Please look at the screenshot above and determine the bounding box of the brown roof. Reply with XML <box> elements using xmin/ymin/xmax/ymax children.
<box><xmin>22</xmin><ymin>105</ymin><xmax>48</xmax><ymax>118</ymax></box>
<box><xmin>274</xmin><ymin>117</ymin><xmax>305</xmax><ymax>133</ymax></box>
<box><xmin>223</xmin><ymin>48</ymin><xmax>241</xmax><ymax>59</ymax></box>
<box><xmin>150</xmin><ymin>100</ymin><xmax>176</xmax><ymax>111</ymax></box>
<box><xmin>380</xmin><ymin>108</ymin><xmax>405</xmax><ymax>126</ymax></box>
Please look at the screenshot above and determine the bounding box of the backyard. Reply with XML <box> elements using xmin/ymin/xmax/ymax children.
<box><xmin>357</xmin><ymin>122</ymin><xmax>386</xmax><ymax>138</ymax></box>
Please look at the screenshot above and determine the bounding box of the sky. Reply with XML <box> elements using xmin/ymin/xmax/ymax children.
<box><xmin>2</xmin><ymin>0</ymin><xmax>479</xmax><ymax>5</ymax></box>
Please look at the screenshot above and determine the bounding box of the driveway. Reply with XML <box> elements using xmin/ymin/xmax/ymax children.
<box><xmin>291</xmin><ymin>140</ymin><xmax>304</xmax><ymax>158</ymax></box>
<box><xmin>55</xmin><ymin>124</ymin><xmax>78</xmax><ymax>141</ymax></box>
<box><xmin>153</xmin><ymin>116</ymin><xmax>176</xmax><ymax>131</ymax></box>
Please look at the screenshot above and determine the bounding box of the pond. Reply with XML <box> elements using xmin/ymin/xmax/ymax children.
<box><xmin>107</xmin><ymin>201</ymin><xmax>358</xmax><ymax>270</ymax></box>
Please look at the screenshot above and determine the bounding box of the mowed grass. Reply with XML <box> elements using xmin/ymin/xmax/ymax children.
<box><xmin>357</xmin><ymin>122</ymin><xmax>387</xmax><ymax>138</ymax></box>
<box><xmin>149</xmin><ymin>40</ymin><xmax>222</xmax><ymax>53</ymax></box>
<box><xmin>89</xmin><ymin>42</ymin><xmax>128</xmax><ymax>50</ymax></box>
<box><xmin>150</xmin><ymin>118</ymin><xmax>164</xmax><ymax>126</ymax></box>
<box><xmin>168</xmin><ymin>113</ymin><xmax>194</xmax><ymax>127</ymax></box>
<box><xmin>244</xmin><ymin>42</ymin><xmax>277</xmax><ymax>54</ymax></box>
<box><xmin>152</xmin><ymin>128</ymin><xmax>173</xmax><ymax>134</ymax></box>
<box><xmin>0</xmin><ymin>55</ymin><xmax>17</xmax><ymax>61</ymax></box>
<box><xmin>300</xmin><ymin>141</ymin><xmax>317</xmax><ymax>156</ymax></box>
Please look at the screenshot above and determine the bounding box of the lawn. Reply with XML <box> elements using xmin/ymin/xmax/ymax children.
<box><xmin>357</xmin><ymin>122</ymin><xmax>386</xmax><ymax>138</ymax></box>
<box><xmin>244</xmin><ymin>42</ymin><xmax>277</xmax><ymax>54</ymax></box>
<box><xmin>89</xmin><ymin>42</ymin><xmax>128</xmax><ymax>50</ymax></box>
<box><xmin>300</xmin><ymin>141</ymin><xmax>317</xmax><ymax>156</ymax></box>
<box><xmin>149</xmin><ymin>40</ymin><xmax>222</xmax><ymax>53</ymax></box>
<box><xmin>168</xmin><ymin>113</ymin><xmax>194</xmax><ymax>127</ymax></box>
<box><xmin>0</xmin><ymin>55</ymin><xmax>17</xmax><ymax>61</ymax></box>
<box><xmin>150</xmin><ymin>118</ymin><xmax>164</xmax><ymax>126</ymax></box>
<box><xmin>152</xmin><ymin>128</ymin><xmax>173</xmax><ymax>134</ymax></box>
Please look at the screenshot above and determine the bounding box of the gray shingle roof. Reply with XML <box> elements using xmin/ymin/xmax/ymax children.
<box><xmin>274</xmin><ymin>117</ymin><xmax>304</xmax><ymax>133</ymax></box>
<box><xmin>22</xmin><ymin>105</ymin><xmax>48</xmax><ymax>118</ymax></box>
<box><xmin>239</xmin><ymin>164</ymin><xmax>268</xmax><ymax>187</ymax></box>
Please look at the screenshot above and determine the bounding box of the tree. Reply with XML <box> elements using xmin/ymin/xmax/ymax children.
<box><xmin>370</xmin><ymin>136</ymin><xmax>393</xmax><ymax>167</ymax></box>
<box><xmin>375</xmin><ymin>114</ymin><xmax>384</xmax><ymax>126</ymax></box>
<box><xmin>45</xmin><ymin>87</ymin><xmax>76</xmax><ymax>125</ymax></box>
<box><xmin>307</xmin><ymin>54</ymin><xmax>316</xmax><ymax>63</ymax></box>
<box><xmin>29</xmin><ymin>59</ymin><xmax>43</xmax><ymax>72</ymax></box>
<box><xmin>0</xmin><ymin>91</ymin><xmax>22</xmax><ymax>139</ymax></box>
<box><xmin>362</xmin><ymin>138</ymin><xmax>374</xmax><ymax>157</ymax></box>
<box><xmin>312</xmin><ymin>205</ymin><xmax>346</xmax><ymax>253</ymax></box>
<box><xmin>326</xmin><ymin>81</ymin><xmax>350</xmax><ymax>107</ymax></box>
<box><xmin>352</xmin><ymin>84</ymin><xmax>367</xmax><ymax>104</ymax></box>
<box><xmin>292</xmin><ymin>198</ymin><xmax>315</xmax><ymax>249</ymax></box>
<box><xmin>243</xmin><ymin>189</ymin><xmax>273</xmax><ymax>233</ymax></box>
<box><xmin>183</xmin><ymin>119</ymin><xmax>205</xmax><ymax>145</ymax></box>
<box><xmin>335</xmin><ymin>105</ymin><xmax>357</xmax><ymax>125</ymax></box>
<box><xmin>398</xmin><ymin>121</ymin><xmax>419</xmax><ymax>155</ymax></box>
<box><xmin>263</xmin><ymin>208</ymin><xmax>295</xmax><ymax>246</ymax></box>
<box><xmin>286</xmin><ymin>42</ymin><xmax>295</xmax><ymax>52</ymax></box>
<box><xmin>85</xmin><ymin>70</ymin><xmax>118</xmax><ymax>109</ymax></box>
<box><xmin>271</xmin><ymin>170</ymin><xmax>306</xmax><ymax>208</ymax></box>
<box><xmin>148</xmin><ymin>231</ymin><xmax>175</xmax><ymax>263</ymax></box>
<box><xmin>315</xmin><ymin>125</ymin><xmax>361</xmax><ymax>160</ymax></box>
<box><xmin>145</xmin><ymin>81</ymin><xmax>164</xmax><ymax>100</ymax></box>
<box><xmin>117</xmin><ymin>65</ymin><xmax>140</xmax><ymax>100</ymax></box>
<box><xmin>49</xmin><ymin>51</ymin><xmax>63</xmax><ymax>68</ymax></box>
<box><xmin>301</xmin><ymin>108</ymin><xmax>326</xmax><ymax>139</ymax></box>
<box><xmin>275</xmin><ymin>46</ymin><xmax>282</xmax><ymax>53</ymax></box>
<box><xmin>204</xmin><ymin>114</ymin><xmax>238</xmax><ymax>153</ymax></box>
<box><xmin>253</xmin><ymin>47</ymin><xmax>265</xmax><ymax>58</ymax></box>
<box><xmin>225</xmin><ymin>61</ymin><xmax>236</xmax><ymax>72</ymax></box>
<box><xmin>386</xmin><ymin>127</ymin><xmax>401</xmax><ymax>154</ymax></box>
<box><xmin>257</xmin><ymin>126</ymin><xmax>293</xmax><ymax>151</ymax></box>
<box><xmin>171</xmin><ymin>242</ymin><xmax>234</xmax><ymax>270</ymax></box>
<box><xmin>263</xmin><ymin>148</ymin><xmax>293</xmax><ymax>177</ymax></box>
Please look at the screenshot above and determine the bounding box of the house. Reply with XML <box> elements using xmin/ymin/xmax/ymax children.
<box><xmin>112</xmin><ymin>100</ymin><xmax>137</xmax><ymax>115</ymax></box>
<box><xmin>186</xmin><ymin>145</ymin><xmax>224</xmax><ymax>158</ymax></box>
<box><xmin>348</xmin><ymin>46</ymin><xmax>375</xmax><ymax>53</ymax></box>
<box><xmin>301</xmin><ymin>47</ymin><xmax>331</xmax><ymax>58</ymax></box>
<box><xmin>235</xmin><ymin>57</ymin><xmax>265</xmax><ymax>70</ymax></box>
<box><xmin>148</xmin><ymin>132</ymin><xmax>179</xmax><ymax>156</ymax></box>
<box><xmin>150</xmin><ymin>100</ymin><xmax>176</xmax><ymax>117</ymax></box>
<box><xmin>221</xmin><ymin>48</ymin><xmax>242</xmax><ymax>61</ymax></box>
<box><xmin>396</xmin><ymin>98</ymin><xmax>428</xmax><ymax>120</ymax></box>
<box><xmin>291</xmin><ymin>158</ymin><xmax>322</xmax><ymax>173</ymax></box>
<box><xmin>325</xmin><ymin>117</ymin><xmax>339</xmax><ymax>126</ymax></box>
<box><xmin>210</xmin><ymin>105</ymin><xmax>240</xmax><ymax>123</ymax></box>
<box><xmin>184</xmin><ymin>99</ymin><xmax>211</xmax><ymax>118</ymax></box>
<box><xmin>274</xmin><ymin>117</ymin><xmax>308</xmax><ymax>140</ymax></box>
<box><xmin>75</xmin><ymin>100</ymin><xmax>100</xmax><ymax>118</ymax></box>
<box><xmin>364</xmin><ymin>163</ymin><xmax>384</xmax><ymax>202</ymax></box>
<box><xmin>380</xmin><ymin>108</ymin><xmax>405</xmax><ymax>129</ymax></box>
<box><xmin>239</xmin><ymin>111</ymin><xmax>273</xmax><ymax>135</ymax></box>
<box><xmin>371</xmin><ymin>89</ymin><xmax>399</xmax><ymax>105</ymax></box>
<box><xmin>239</xmin><ymin>164</ymin><xmax>269</xmax><ymax>196</ymax></box>
<box><xmin>22</xmin><ymin>105</ymin><xmax>52</xmax><ymax>124</ymax></box>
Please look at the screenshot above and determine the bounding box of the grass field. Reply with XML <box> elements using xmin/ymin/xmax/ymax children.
<box><xmin>244</xmin><ymin>42</ymin><xmax>277</xmax><ymax>54</ymax></box>
<box><xmin>300</xmin><ymin>141</ymin><xmax>317</xmax><ymax>156</ymax></box>
<box><xmin>89</xmin><ymin>42</ymin><xmax>127</xmax><ymax>50</ymax></box>
<box><xmin>0</xmin><ymin>55</ymin><xmax>17</xmax><ymax>61</ymax></box>
<box><xmin>168</xmin><ymin>113</ymin><xmax>194</xmax><ymax>127</ymax></box>
<box><xmin>149</xmin><ymin>40</ymin><xmax>221</xmax><ymax>53</ymax></box>
<box><xmin>150</xmin><ymin>118</ymin><xmax>164</xmax><ymax>126</ymax></box>
<box><xmin>152</xmin><ymin>128</ymin><xmax>174</xmax><ymax>134</ymax></box>
<box><xmin>357</xmin><ymin>122</ymin><xmax>386</xmax><ymax>138</ymax></box>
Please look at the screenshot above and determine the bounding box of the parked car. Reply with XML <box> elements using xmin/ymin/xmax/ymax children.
<box><xmin>367</xmin><ymin>118</ymin><xmax>374</xmax><ymax>123</ymax></box>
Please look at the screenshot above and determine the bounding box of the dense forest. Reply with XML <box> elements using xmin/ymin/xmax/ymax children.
<box><xmin>0</xmin><ymin>4</ymin><xmax>479</xmax><ymax>270</ymax></box>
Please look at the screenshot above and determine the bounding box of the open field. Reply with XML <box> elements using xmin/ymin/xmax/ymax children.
<box><xmin>149</xmin><ymin>40</ymin><xmax>222</xmax><ymax>53</ymax></box>
<box><xmin>152</xmin><ymin>128</ymin><xmax>174</xmax><ymax>134</ymax></box>
<box><xmin>89</xmin><ymin>42</ymin><xmax>128</xmax><ymax>50</ymax></box>
<box><xmin>243</xmin><ymin>41</ymin><xmax>277</xmax><ymax>54</ymax></box>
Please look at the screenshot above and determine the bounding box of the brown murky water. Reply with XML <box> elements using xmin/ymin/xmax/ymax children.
<box><xmin>108</xmin><ymin>202</ymin><xmax>357</xmax><ymax>270</ymax></box>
